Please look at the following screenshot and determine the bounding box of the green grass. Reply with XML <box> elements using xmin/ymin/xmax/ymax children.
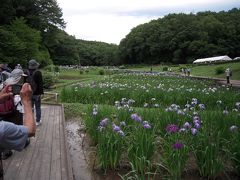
<box><xmin>61</xmin><ymin>73</ymin><xmax>240</xmax><ymax>178</ymax></box>
<box><xmin>59</xmin><ymin>67</ymin><xmax>106</xmax><ymax>78</ymax></box>
<box><xmin>126</xmin><ymin>61</ymin><xmax>240</xmax><ymax>80</ymax></box>
<box><xmin>46</xmin><ymin>67</ymin><xmax>106</xmax><ymax>92</ymax></box>
<box><xmin>190</xmin><ymin>62</ymin><xmax>240</xmax><ymax>80</ymax></box>
<box><xmin>63</xmin><ymin>103</ymin><xmax>86</xmax><ymax>119</ymax></box>
<box><xmin>47</xmin><ymin>61</ymin><xmax>240</xmax><ymax>94</ymax></box>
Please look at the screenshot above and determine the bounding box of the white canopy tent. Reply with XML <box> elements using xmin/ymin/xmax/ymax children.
<box><xmin>193</xmin><ymin>55</ymin><xmax>232</xmax><ymax>64</ymax></box>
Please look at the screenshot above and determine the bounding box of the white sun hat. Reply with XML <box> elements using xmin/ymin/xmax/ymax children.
<box><xmin>4</xmin><ymin>68</ymin><xmax>27</xmax><ymax>86</ymax></box>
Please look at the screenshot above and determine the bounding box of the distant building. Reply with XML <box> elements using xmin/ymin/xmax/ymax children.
<box><xmin>193</xmin><ymin>55</ymin><xmax>232</xmax><ymax>64</ymax></box>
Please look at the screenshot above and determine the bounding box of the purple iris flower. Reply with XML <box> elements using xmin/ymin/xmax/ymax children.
<box><xmin>166</xmin><ymin>124</ymin><xmax>179</xmax><ymax>133</ymax></box>
<box><xmin>183</xmin><ymin>122</ymin><xmax>190</xmax><ymax>129</ymax></box>
<box><xmin>194</xmin><ymin>123</ymin><xmax>201</xmax><ymax>129</ymax></box>
<box><xmin>172</xmin><ymin>142</ymin><xmax>184</xmax><ymax>150</ymax></box>
<box><xmin>193</xmin><ymin>120</ymin><xmax>201</xmax><ymax>125</ymax></box>
<box><xmin>193</xmin><ymin>116</ymin><xmax>200</xmax><ymax>122</ymax></box>
<box><xmin>191</xmin><ymin>128</ymin><xmax>198</xmax><ymax>135</ymax></box>
<box><xmin>193</xmin><ymin>116</ymin><xmax>201</xmax><ymax>125</ymax></box>
<box><xmin>131</xmin><ymin>113</ymin><xmax>142</xmax><ymax>122</ymax></box>
<box><xmin>113</xmin><ymin>125</ymin><xmax>121</xmax><ymax>132</ymax></box>
<box><xmin>100</xmin><ymin>118</ymin><xmax>108</xmax><ymax>127</ymax></box>
<box><xmin>143</xmin><ymin>123</ymin><xmax>151</xmax><ymax>129</ymax></box>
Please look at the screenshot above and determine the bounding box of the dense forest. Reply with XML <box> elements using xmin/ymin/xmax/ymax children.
<box><xmin>0</xmin><ymin>0</ymin><xmax>118</xmax><ymax>68</ymax></box>
<box><xmin>0</xmin><ymin>1</ymin><xmax>239</xmax><ymax>67</ymax></box>
<box><xmin>119</xmin><ymin>8</ymin><xmax>240</xmax><ymax>64</ymax></box>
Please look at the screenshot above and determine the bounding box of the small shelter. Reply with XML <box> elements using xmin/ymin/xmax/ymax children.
<box><xmin>193</xmin><ymin>55</ymin><xmax>232</xmax><ymax>64</ymax></box>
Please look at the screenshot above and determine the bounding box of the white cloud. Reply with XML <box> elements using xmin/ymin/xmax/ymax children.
<box><xmin>57</xmin><ymin>0</ymin><xmax>239</xmax><ymax>44</ymax></box>
<box><xmin>64</xmin><ymin>13</ymin><xmax>156</xmax><ymax>44</ymax></box>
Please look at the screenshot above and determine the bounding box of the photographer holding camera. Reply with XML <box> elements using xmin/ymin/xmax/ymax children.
<box><xmin>2</xmin><ymin>69</ymin><xmax>28</xmax><ymax>120</ymax></box>
<box><xmin>0</xmin><ymin>70</ymin><xmax>36</xmax><ymax>179</ymax></box>
<box><xmin>0</xmin><ymin>68</ymin><xmax>29</xmax><ymax>159</ymax></box>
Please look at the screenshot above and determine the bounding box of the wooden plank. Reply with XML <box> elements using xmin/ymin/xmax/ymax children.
<box><xmin>25</xmin><ymin>105</ymin><xmax>52</xmax><ymax>180</ymax></box>
<box><xmin>2</xmin><ymin>149</ymin><xmax>14</xmax><ymax>175</ymax></box>
<box><xmin>4</xmin><ymin>130</ymin><xmax>37</xmax><ymax>180</ymax></box>
<box><xmin>16</xmin><ymin>114</ymin><xmax>46</xmax><ymax>180</ymax></box>
<box><xmin>50</xmin><ymin>105</ymin><xmax>61</xmax><ymax>180</ymax></box>
<box><xmin>2</xmin><ymin>105</ymin><xmax>73</xmax><ymax>180</ymax></box>
<box><xmin>31</xmin><ymin>105</ymin><xmax>54</xmax><ymax>180</ymax></box>
<box><xmin>3</xmin><ymin>106</ymin><xmax>48</xmax><ymax>179</ymax></box>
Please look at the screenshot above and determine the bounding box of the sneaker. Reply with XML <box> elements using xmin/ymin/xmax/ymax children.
<box><xmin>36</xmin><ymin>119</ymin><xmax>42</xmax><ymax>126</ymax></box>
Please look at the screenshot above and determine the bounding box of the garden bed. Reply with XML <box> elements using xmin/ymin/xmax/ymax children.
<box><xmin>66</xmin><ymin>118</ymin><xmax>239</xmax><ymax>179</ymax></box>
<box><xmin>63</xmin><ymin>73</ymin><xmax>240</xmax><ymax>179</ymax></box>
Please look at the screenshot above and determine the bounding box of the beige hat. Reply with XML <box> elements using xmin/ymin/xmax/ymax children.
<box><xmin>4</xmin><ymin>69</ymin><xmax>27</xmax><ymax>86</ymax></box>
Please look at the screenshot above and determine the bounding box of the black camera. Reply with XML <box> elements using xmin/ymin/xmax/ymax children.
<box><xmin>12</xmin><ymin>84</ymin><xmax>22</xmax><ymax>95</ymax></box>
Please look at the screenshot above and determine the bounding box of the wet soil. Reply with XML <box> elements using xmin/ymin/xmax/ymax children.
<box><xmin>65</xmin><ymin>119</ymin><xmax>239</xmax><ymax>180</ymax></box>
<box><xmin>65</xmin><ymin>119</ymin><xmax>122</xmax><ymax>180</ymax></box>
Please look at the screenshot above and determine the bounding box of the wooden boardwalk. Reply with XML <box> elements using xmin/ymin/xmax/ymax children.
<box><xmin>3</xmin><ymin>105</ymin><xmax>73</xmax><ymax>180</ymax></box>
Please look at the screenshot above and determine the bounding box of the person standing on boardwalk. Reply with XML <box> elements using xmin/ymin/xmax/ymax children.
<box><xmin>0</xmin><ymin>83</ymin><xmax>36</xmax><ymax>180</ymax></box>
<box><xmin>225</xmin><ymin>68</ymin><xmax>232</xmax><ymax>84</ymax></box>
<box><xmin>26</xmin><ymin>59</ymin><xmax>44</xmax><ymax>126</ymax></box>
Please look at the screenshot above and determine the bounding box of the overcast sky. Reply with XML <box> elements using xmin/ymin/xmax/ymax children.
<box><xmin>57</xmin><ymin>0</ymin><xmax>239</xmax><ymax>45</ymax></box>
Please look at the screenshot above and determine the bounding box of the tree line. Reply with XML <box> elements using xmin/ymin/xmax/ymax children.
<box><xmin>0</xmin><ymin>1</ymin><xmax>239</xmax><ymax>67</ymax></box>
<box><xmin>119</xmin><ymin>8</ymin><xmax>240</xmax><ymax>65</ymax></box>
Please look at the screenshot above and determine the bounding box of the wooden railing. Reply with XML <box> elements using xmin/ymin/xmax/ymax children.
<box><xmin>42</xmin><ymin>92</ymin><xmax>59</xmax><ymax>103</ymax></box>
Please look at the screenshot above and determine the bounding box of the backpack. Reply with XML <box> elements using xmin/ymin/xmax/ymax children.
<box><xmin>0</xmin><ymin>96</ymin><xmax>15</xmax><ymax>116</ymax></box>
<box><xmin>0</xmin><ymin>94</ymin><xmax>23</xmax><ymax>125</ymax></box>
<box><xmin>26</xmin><ymin>70</ymin><xmax>37</xmax><ymax>93</ymax></box>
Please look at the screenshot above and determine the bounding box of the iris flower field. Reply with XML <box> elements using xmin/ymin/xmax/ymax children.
<box><xmin>61</xmin><ymin>72</ymin><xmax>240</xmax><ymax>179</ymax></box>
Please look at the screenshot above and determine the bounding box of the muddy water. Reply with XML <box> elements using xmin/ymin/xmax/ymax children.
<box><xmin>65</xmin><ymin>119</ymin><xmax>121</xmax><ymax>180</ymax></box>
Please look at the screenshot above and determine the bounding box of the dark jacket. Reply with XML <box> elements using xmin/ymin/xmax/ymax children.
<box><xmin>27</xmin><ymin>69</ymin><xmax>44</xmax><ymax>95</ymax></box>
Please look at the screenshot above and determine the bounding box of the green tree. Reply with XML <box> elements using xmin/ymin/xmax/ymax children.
<box><xmin>0</xmin><ymin>18</ymin><xmax>51</xmax><ymax>68</ymax></box>
<box><xmin>0</xmin><ymin>26</ymin><xmax>24</xmax><ymax>66</ymax></box>
<box><xmin>48</xmin><ymin>30</ymin><xmax>79</xmax><ymax>65</ymax></box>
<box><xmin>119</xmin><ymin>8</ymin><xmax>240</xmax><ymax>65</ymax></box>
